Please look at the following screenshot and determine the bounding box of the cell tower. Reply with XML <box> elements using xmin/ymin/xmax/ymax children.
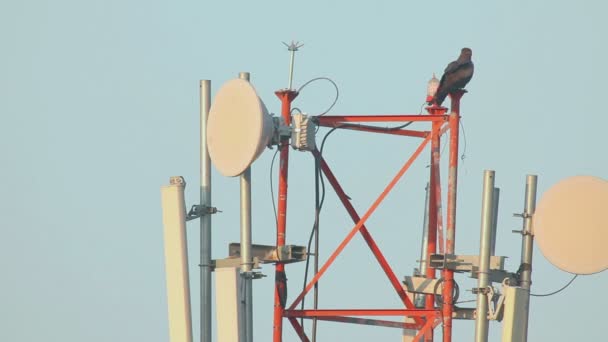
<box><xmin>160</xmin><ymin>44</ymin><xmax>608</xmax><ymax>342</ymax></box>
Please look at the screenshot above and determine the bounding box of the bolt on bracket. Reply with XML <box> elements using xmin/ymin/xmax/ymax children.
<box><xmin>186</xmin><ymin>204</ymin><xmax>221</xmax><ymax>221</ymax></box>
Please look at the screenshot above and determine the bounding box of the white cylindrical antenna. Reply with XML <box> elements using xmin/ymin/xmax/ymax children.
<box><xmin>161</xmin><ymin>176</ymin><xmax>193</xmax><ymax>342</ymax></box>
<box><xmin>475</xmin><ymin>170</ymin><xmax>495</xmax><ymax>342</ymax></box>
<box><xmin>200</xmin><ymin>79</ymin><xmax>212</xmax><ymax>342</ymax></box>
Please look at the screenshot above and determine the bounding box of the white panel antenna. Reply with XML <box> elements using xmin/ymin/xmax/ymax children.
<box><xmin>160</xmin><ymin>176</ymin><xmax>193</xmax><ymax>342</ymax></box>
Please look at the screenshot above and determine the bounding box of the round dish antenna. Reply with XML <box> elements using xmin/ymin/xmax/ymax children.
<box><xmin>533</xmin><ymin>175</ymin><xmax>608</xmax><ymax>275</ymax></box>
<box><xmin>207</xmin><ymin>79</ymin><xmax>274</xmax><ymax>177</ymax></box>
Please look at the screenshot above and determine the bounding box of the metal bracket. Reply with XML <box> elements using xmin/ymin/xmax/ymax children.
<box><xmin>511</xmin><ymin>229</ymin><xmax>533</xmax><ymax>236</ymax></box>
<box><xmin>471</xmin><ymin>286</ymin><xmax>506</xmax><ymax>321</ymax></box>
<box><xmin>453</xmin><ymin>308</ymin><xmax>476</xmax><ymax>320</ymax></box>
<box><xmin>471</xmin><ymin>286</ymin><xmax>491</xmax><ymax>295</ymax></box>
<box><xmin>512</xmin><ymin>212</ymin><xmax>532</xmax><ymax>219</ymax></box>
<box><xmin>470</xmin><ymin>267</ymin><xmax>519</xmax><ymax>285</ymax></box>
<box><xmin>186</xmin><ymin>204</ymin><xmax>220</xmax><ymax>221</ymax></box>
<box><xmin>212</xmin><ymin>257</ymin><xmax>261</xmax><ymax>270</ymax></box>
<box><xmin>403</xmin><ymin>276</ymin><xmax>440</xmax><ymax>295</ymax></box>
<box><xmin>228</xmin><ymin>243</ymin><xmax>307</xmax><ymax>264</ymax></box>
<box><xmin>268</xmin><ymin>116</ymin><xmax>292</xmax><ymax>147</ymax></box>
<box><xmin>512</xmin><ymin>212</ymin><xmax>534</xmax><ymax>236</ymax></box>
<box><xmin>429</xmin><ymin>254</ymin><xmax>506</xmax><ymax>273</ymax></box>
<box><xmin>241</xmin><ymin>270</ymin><xmax>266</xmax><ymax>280</ymax></box>
<box><xmin>488</xmin><ymin>287</ymin><xmax>506</xmax><ymax>321</ymax></box>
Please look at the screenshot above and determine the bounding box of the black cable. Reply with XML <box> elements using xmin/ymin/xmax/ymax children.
<box><xmin>269</xmin><ymin>148</ymin><xmax>280</xmax><ymax>229</ymax></box>
<box><xmin>296</xmin><ymin>77</ymin><xmax>339</xmax><ymax>116</ymax></box>
<box><xmin>300</xmin><ymin>153</ymin><xmax>323</xmax><ymax>327</ymax></box>
<box><xmin>530</xmin><ymin>274</ymin><xmax>578</xmax><ymax>297</ymax></box>
<box><xmin>459</xmin><ymin>119</ymin><xmax>467</xmax><ymax>161</ymax></box>
<box><xmin>433</xmin><ymin>277</ymin><xmax>460</xmax><ymax>308</ymax></box>
<box><xmin>320</xmin><ymin>126</ymin><xmax>340</xmax><ymax>156</ymax></box>
<box><xmin>300</xmin><ymin>127</ymin><xmax>337</xmax><ymax>327</ymax></box>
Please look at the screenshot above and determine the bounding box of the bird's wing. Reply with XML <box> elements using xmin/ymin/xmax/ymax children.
<box><xmin>443</xmin><ymin>61</ymin><xmax>460</xmax><ymax>74</ymax></box>
<box><xmin>444</xmin><ymin>63</ymin><xmax>474</xmax><ymax>88</ymax></box>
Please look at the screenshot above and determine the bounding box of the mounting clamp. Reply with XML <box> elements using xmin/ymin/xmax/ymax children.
<box><xmin>268</xmin><ymin>116</ymin><xmax>292</xmax><ymax>147</ymax></box>
<box><xmin>241</xmin><ymin>271</ymin><xmax>266</xmax><ymax>280</ymax></box>
<box><xmin>472</xmin><ymin>286</ymin><xmax>492</xmax><ymax>295</ymax></box>
<box><xmin>187</xmin><ymin>204</ymin><xmax>221</xmax><ymax>221</ymax></box>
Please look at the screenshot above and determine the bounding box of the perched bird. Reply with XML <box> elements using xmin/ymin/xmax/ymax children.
<box><xmin>430</xmin><ymin>48</ymin><xmax>474</xmax><ymax>106</ymax></box>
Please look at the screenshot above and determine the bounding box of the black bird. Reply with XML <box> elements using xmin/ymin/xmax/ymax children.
<box><xmin>430</xmin><ymin>48</ymin><xmax>474</xmax><ymax>106</ymax></box>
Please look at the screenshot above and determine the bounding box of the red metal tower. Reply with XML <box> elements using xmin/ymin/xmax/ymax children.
<box><xmin>271</xmin><ymin>88</ymin><xmax>466</xmax><ymax>342</ymax></box>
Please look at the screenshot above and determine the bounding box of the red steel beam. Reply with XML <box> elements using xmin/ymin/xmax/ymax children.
<box><xmin>299</xmin><ymin>316</ymin><xmax>420</xmax><ymax>330</ymax></box>
<box><xmin>285</xmin><ymin>309</ymin><xmax>439</xmax><ymax>317</ymax></box>
<box><xmin>424</xmin><ymin>112</ymin><xmax>445</xmax><ymax>292</ymax></box>
<box><xmin>431</xmin><ymin>125</ymin><xmax>445</xmax><ymax>255</ymax></box>
<box><xmin>312</xmin><ymin>150</ymin><xmax>419</xmax><ymax>312</ymax></box>
<box><xmin>425</xmin><ymin>106</ymin><xmax>448</xmax><ymax>342</ymax></box>
<box><xmin>317</xmin><ymin>114</ymin><xmax>447</xmax><ymax>124</ymax></box>
<box><xmin>315</xmin><ymin>123</ymin><xmax>429</xmax><ymax>138</ymax></box>
<box><xmin>442</xmin><ymin>91</ymin><xmax>464</xmax><ymax>342</ymax></box>
<box><xmin>273</xmin><ymin>89</ymin><xmax>298</xmax><ymax>342</ymax></box>
<box><xmin>288</xmin><ymin>135</ymin><xmax>431</xmax><ymax>312</ymax></box>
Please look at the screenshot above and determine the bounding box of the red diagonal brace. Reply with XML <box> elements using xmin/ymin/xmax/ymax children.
<box><xmin>287</xmin><ymin>136</ymin><xmax>431</xmax><ymax>325</ymax></box>
<box><xmin>313</xmin><ymin>149</ymin><xmax>417</xmax><ymax>309</ymax></box>
<box><xmin>414</xmin><ymin>317</ymin><xmax>442</xmax><ymax>342</ymax></box>
<box><xmin>287</xmin><ymin>317</ymin><xmax>310</xmax><ymax>342</ymax></box>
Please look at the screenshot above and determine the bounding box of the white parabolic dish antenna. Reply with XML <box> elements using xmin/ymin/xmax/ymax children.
<box><xmin>533</xmin><ymin>175</ymin><xmax>608</xmax><ymax>275</ymax></box>
<box><xmin>207</xmin><ymin>79</ymin><xmax>274</xmax><ymax>177</ymax></box>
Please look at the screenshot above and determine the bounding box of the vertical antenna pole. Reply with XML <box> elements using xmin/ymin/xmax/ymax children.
<box><xmin>200</xmin><ymin>80</ymin><xmax>212</xmax><ymax>342</ymax></box>
<box><xmin>474</xmin><ymin>170</ymin><xmax>495</xmax><ymax>342</ymax></box>
<box><xmin>273</xmin><ymin>88</ymin><xmax>298</xmax><ymax>342</ymax></box>
<box><xmin>238</xmin><ymin>72</ymin><xmax>254</xmax><ymax>342</ymax></box>
<box><xmin>490</xmin><ymin>188</ymin><xmax>500</xmax><ymax>256</ymax></box>
<box><xmin>519</xmin><ymin>175</ymin><xmax>537</xmax><ymax>341</ymax></box>
<box><xmin>443</xmin><ymin>91</ymin><xmax>464</xmax><ymax>342</ymax></box>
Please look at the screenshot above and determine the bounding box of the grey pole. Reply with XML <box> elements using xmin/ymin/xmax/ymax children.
<box><xmin>415</xmin><ymin>183</ymin><xmax>431</xmax><ymax>308</ymax></box>
<box><xmin>519</xmin><ymin>175</ymin><xmax>537</xmax><ymax>341</ymax></box>
<box><xmin>475</xmin><ymin>170</ymin><xmax>495</xmax><ymax>342</ymax></box>
<box><xmin>489</xmin><ymin>187</ymin><xmax>500</xmax><ymax>256</ymax></box>
<box><xmin>238</xmin><ymin>72</ymin><xmax>254</xmax><ymax>342</ymax></box>
<box><xmin>200</xmin><ymin>80</ymin><xmax>212</xmax><ymax>342</ymax></box>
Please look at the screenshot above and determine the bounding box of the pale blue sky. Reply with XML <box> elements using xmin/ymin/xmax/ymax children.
<box><xmin>1</xmin><ymin>1</ymin><xmax>607</xmax><ymax>341</ymax></box>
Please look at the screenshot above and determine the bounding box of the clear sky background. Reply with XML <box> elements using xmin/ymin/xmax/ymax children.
<box><xmin>1</xmin><ymin>1</ymin><xmax>607</xmax><ymax>341</ymax></box>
